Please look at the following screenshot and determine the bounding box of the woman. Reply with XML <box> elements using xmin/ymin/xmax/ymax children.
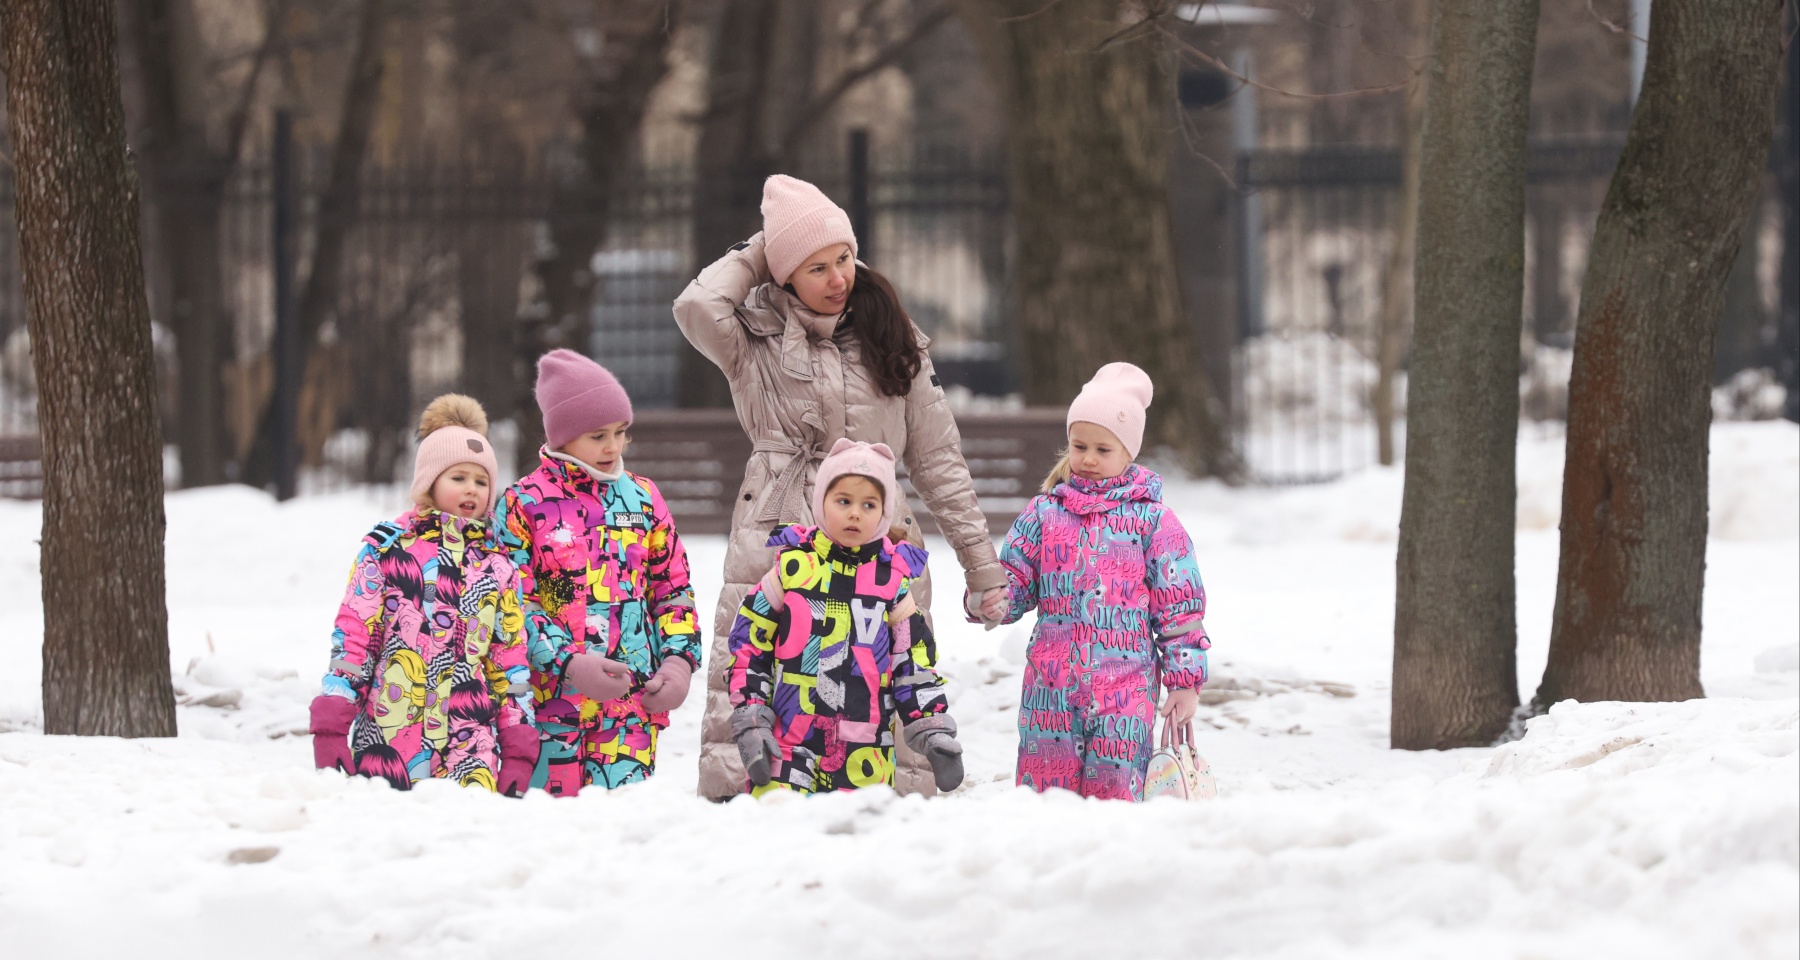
<box><xmin>674</xmin><ymin>174</ymin><xmax>1007</xmax><ymax>800</ymax></box>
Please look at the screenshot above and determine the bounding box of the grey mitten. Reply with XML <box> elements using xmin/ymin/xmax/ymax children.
<box><xmin>731</xmin><ymin>704</ymin><xmax>781</xmax><ymax>788</ymax></box>
<box><xmin>563</xmin><ymin>652</ymin><xmax>632</xmax><ymax>702</ymax></box>
<box><xmin>905</xmin><ymin>715</ymin><xmax>965</xmax><ymax>793</ymax></box>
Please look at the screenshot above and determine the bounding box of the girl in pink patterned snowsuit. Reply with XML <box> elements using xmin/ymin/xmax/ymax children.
<box><xmin>309</xmin><ymin>395</ymin><xmax>538</xmax><ymax>794</ymax></box>
<box><xmin>975</xmin><ymin>364</ymin><xmax>1211</xmax><ymax>801</ymax></box>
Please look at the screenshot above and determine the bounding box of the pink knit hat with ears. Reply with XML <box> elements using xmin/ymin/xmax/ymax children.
<box><xmin>762</xmin><ymin>175</ymin><xmax>858</xmax><ymax>286</ymax></box>
<box><xmin>410</xmin><ymin>394</ymin><xmax>501</xmax><ymax>515</ymax></box>
<box><xmin>811</xmin><ymin>439</ymin><xmax>902</xmax><ymax>534</ymax></box>
<box><xmin>1066</xmin><ymin>362</ymin><xmax>1155</xmax><ymax>459</ymax></box>
<box><xmin>535</xmin><ymin>349</ymin><xmax>633</xmax><ymax>449</ymax></box>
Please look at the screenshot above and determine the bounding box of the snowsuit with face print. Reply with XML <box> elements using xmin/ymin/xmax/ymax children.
<box><xmin>987</xmin><ymin>465</ymin><xmax>1210</xmax><ymax>801</ymax></box>
<box><xmin>497</xmin><ymin>449</ymin><xmax>701</xmax><ymax>794</ymax></box>
<box><xmin>321</xmin><ymin>508</ymin><xmax>533</xmax><ymax>791</ymax></box>
<box><xmin>726</xmin><ymin>525</ymin><xmax>949</xmax><ymax>795</ymax></box>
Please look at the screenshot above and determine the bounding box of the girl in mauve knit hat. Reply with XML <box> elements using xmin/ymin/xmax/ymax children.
<box><xmin>309</xmin><ymin>394</ymin><xmax>538</xmax><ymax>795</ymax></box>
<box><xmin>975</xmin><ymin>363</ymin><xmax>1215</xmax><ymax>801</ymax></box>
<box><xmin>493</xmin><ymin>349</ymin><xmax>701</xmax><ymax>795</ymax></box>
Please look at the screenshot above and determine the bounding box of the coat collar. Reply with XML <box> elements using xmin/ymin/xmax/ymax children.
<box><xmin>1050</xmin><ymin>464</ymin><xmax>1164</xmax><ymax>515</ymax></box>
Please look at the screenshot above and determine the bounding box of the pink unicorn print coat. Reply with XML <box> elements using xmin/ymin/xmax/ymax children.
<box><xmin>986</xmin><ymin>464</ymin><xmax>1210</xmax><ymax>801</ymax></box>
<box><xmin>321</xmin><ymin>508</ymin><xmax>533</xmax><ymax>791</ymax></box>
<box><xmin>497</xmin><ymin>450</ymin><xmax>700</xmax><ymax>794</ymax></box>
<box><xmin>726</xmin><ymin>525</ymin><xmax>949</xmax><ymax>795</ymax></box>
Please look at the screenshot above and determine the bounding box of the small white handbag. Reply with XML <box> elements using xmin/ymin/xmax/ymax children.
<box><xmin>1143</xmin><ymin>720</ymin><xmax>1217</xmax><ymax>801</ymax></box>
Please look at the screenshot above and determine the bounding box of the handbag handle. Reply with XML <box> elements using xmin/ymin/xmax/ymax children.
<box><xmin>1158</xmin><ymin>716</ymin><xmax>1196</xmax><ymax>750</ymax></box>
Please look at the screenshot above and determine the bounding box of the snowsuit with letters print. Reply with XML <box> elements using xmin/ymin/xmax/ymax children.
<box><xmin>990</xmin><ymin>465</ymin><xmax>1210</xmax><ymax>801</ymax></box>
<box><xmin>727</xmin><ymin>525</ymin><xmax>949</xmax><ymax>795</ymax></box>
<box><xmin>498</xmin><ymin>450</ymin><xmax>701</xmax><ymax>794</ymax></box>
<box><xmin>321</xmin><ymin>508</ymin><xmax>533</xmax><ymax>791</ymax></box>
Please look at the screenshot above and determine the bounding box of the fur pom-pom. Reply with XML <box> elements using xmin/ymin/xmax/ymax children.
<box><xmin>417</xmin><ymin>393</ymin><xmax>489</xmax><ymax>439</ymax></box>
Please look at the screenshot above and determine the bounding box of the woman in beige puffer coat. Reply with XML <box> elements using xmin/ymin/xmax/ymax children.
<box><xmin>674</xmin><ymin>175</ymin><xmax>1008</xmax><ymax>800</ymax></box>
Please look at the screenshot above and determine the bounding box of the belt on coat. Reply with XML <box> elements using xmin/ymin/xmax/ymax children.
<box><xmin>752</xmin><ymin>436</ymin><xmax>829</xmax><ymax>525</ymax></box>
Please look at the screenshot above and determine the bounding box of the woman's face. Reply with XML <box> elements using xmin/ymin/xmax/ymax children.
<box><xmin>787</xmin><ymin>243</ymin><xmax>855</xmax><ymax>315</ymax></box>
<box><xmin>1067</xmin><ymin>422</ymin><xmax>1133</xmax><ymax>482</ymax></box>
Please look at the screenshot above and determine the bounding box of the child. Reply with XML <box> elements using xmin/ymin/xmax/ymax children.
<box><xmin>976</xmin><ymin>363</ymin><xmax>1211</xmax><ymax>801</ymax></box>
<box><xmin>497</xmin><ymin>349</ymin><xmax>700</xmax><ymax>795</ymax></box>
<box><xmin>309</xmin><ymin>395</ymin><xmax>538</xmax><ymax>794</ymax></box>
<box><xmin>727</xmin><ymin>439</ymin><xmax>965</xmax><ymax>796</ymax></box>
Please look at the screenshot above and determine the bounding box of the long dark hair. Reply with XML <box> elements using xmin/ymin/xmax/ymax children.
<box><xmin>844</xmin><ymin>265</ymin><xmax>923</xmax><ymax>397</ymax></box>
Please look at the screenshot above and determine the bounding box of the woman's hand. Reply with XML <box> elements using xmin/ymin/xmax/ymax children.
<box><xmin>977</xmin><ymin>586</ymin><xmax>1010</xmax><ymax>623</ymax></box>
<box><xmin>1159</xmin><ymin>686</ymin><xmax>1200</xmax><ymax>740</ymax></box>
<box><xmin>739</xmin><ymin>231</ymin><xmax>772</xmax><ymax>285</ymax></box>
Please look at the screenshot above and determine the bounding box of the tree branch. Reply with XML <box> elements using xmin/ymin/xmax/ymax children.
<box><xmin>222</xmin><ymin>0</ymin><xmax>290</xmax><ymax>170</ymax></box>
<box><xmin>779</xmin><ymin>2</ymin><xmax>956</xmax><ymax>153</ymax></box>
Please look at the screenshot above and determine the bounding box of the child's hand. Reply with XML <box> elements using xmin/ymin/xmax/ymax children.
<box><xmin>977</xmin><ymin>586</ymin><xmax>1010</xmax><ymax>623</ymax></box>
<box><xmin>564</xmin><ymin>653</ymin><xmax>633</xmax><ymax>702</ymax></box>
<box><xmin>1159</xmin><ymin>686</ymin><xmax>1200</xmax><ymax>737</ymax></box>
<box><xmin>638</xmin><ymin>659</ymin><xmax>694</xmax><ymax>714</ymax></box>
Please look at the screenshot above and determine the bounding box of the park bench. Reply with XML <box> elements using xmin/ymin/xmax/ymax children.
<box><xmin>627</xmin><ymin>407</ymin><xmax>1068</xmax><ymax>536</ymax></box>
<box><xmin>0</xmin><ymin>434</ymin><xmax>42</xmax><ymax>499</ymax></box>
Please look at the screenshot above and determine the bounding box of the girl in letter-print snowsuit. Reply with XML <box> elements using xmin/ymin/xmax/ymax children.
<box><xmin>321</xmin><ymin>510</ymin><xmax>533</xmax><ymax>791</ymax></box>
<box><xmin>991</xmin><ymin>465</ymin><xmax>1210</xmax><ymax>801</ymax></box>
<box><xmin>498</xmin><ymin>453</ymin><xmax>700</xmax><ymax>793</ymax></box>
<box><xmin>727</xmin><ymin>525</ymin><xmax>949</xmax><ymax>795</ymax></box>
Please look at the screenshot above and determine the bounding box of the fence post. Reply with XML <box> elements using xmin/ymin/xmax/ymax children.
<box><xmin>271</xmin><ymin>110</ymin><xmax>299</xmax><ymax>501</ymax></box>
<box><xmin>848</xmin><ymin>128</ymin><xmax>872</xmax><ymax>265</ymax></box>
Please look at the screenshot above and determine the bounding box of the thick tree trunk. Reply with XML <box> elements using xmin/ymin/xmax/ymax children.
<box><xmin>1781</xmin><ymin>3</ymin><xmax>1799</xmax><ymax>423</ymax></box>
<box><xmin>1535</xmin><ymin>0</ymin><xmax>1783</xmax><ymax>708</ymax></box>
<box><xmin>3</xmin><ymin>0</ymin><xmax>176</xmax><ymax>736</ymax></box>
<box><xmin>958</xmin><ymin>0</ymin><xmax>1237</xmax><ymax>477</ymax></box>
<box><xmin>1390</xmin><ymin>0</ymin><xmax>1538</xmax><ymax>750</ymax></box>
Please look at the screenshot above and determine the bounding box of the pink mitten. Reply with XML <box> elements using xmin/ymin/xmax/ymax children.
<box><xmin>309</xmin><ymin>695</ymin><xmax>357</xmax><ymax>773</ymax></box>
<box><xmin>563</xmin><ymin>652</ymin><xmax>633</xmax><ymax>702</ymax></box>
<box><xmin>495</xmin><ymin>724</ymin><xmax>541</xmax><ymax>798</ymax></box>
<box><xmin>638</xmin><ymin>658</ymin><xmax>694</xmax><ymax>714</ymax></box>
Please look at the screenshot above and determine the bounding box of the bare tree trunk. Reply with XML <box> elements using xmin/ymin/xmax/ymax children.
<box><xmin>1780</xmin><ymin>1</ymin><xmax>1799</xmax><ymax>423</ymax></box>
<box><xmin>511</xmin><ymin>1</ymin><xmax>675</xmax><ymax>453</ymax></box>
<box><xmin>958</xmin><ymin>0</ymin><xmax>1238</xmax><ymax>477</ymax></box>
<box><xmin>3</xmin><ymin>0</ymin><xmax>176</xmax><ymax>736</ymax></box>
<box><xmin>1374</xmin><ymin>0</ymin><xmax>1426</xmax><ymax>468</ymax></box>
<box><xmin>680</xmin><ymin>0</ymin><xmax>786</xmax><ymax>409</ymax></box>
<box><xmin>1535</xmin><ymin>0</ymin><xmax>1783</xmax><ymax>709</ymax></box>
<box><xmin>242</xmin><ymin>0</ymin><xmax>386</xmax><ymax>484</ymax></box>
<box><xmin>1391</xmin><ymin>0</ymin><xmax>1538</xmax><ymax>750</ymax></box>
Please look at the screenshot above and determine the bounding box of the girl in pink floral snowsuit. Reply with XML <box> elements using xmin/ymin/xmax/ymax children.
<box><xmin>309</xmin><ymin>395</ymin><xmax>537</xmax><ymax>794</ymax></box>
<box><xmin>976</xmin><ymin>364</ymin><xmax>1211</xmax><ymax>801</ymax></box>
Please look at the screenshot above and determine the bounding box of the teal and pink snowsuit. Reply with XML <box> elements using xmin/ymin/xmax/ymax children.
<box><xmin>985</xmin><ymin>465</ymin><xmax>1210</xmax><ymax>800</ymax></box>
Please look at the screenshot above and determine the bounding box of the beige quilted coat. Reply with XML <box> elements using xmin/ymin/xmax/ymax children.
<box><xmin>673</xmin><ymin>233</ymin><xmax>1007</xmax><ymax>800</ymax></box>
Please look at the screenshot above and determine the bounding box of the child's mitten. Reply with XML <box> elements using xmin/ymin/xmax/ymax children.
<box><xmin>563</xmin><ymin>652</ymin><xmax>633</xmax><ymax>702</ymax></box>
<box><xmin>638</xmin><ymin>658</ymin><xmax>694</xmax><ymax>714</ymax></box>
<box><xmin>731</xmin><ymin>704</ymin><xmax>781</xmax><ymax>787</ymax></box>
<box><xmin>904</xmin><ymin>714</ymin><xmax>965</xmax><ymax>792</ymax></box>
<box><xmin>308</xmin><ymin>695</ymin><xmax>357</xmax><ymax>774</ymax></box>
<box><xmin>494</xmin><ymin>724</ymin><xmax>541</xmax><ymax>798</ymax></box>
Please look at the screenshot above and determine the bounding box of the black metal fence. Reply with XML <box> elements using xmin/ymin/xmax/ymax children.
<box><xmin>0</xmin><ymin>132</ymin><xmax>1789</xmax><ymax>495</ymax></box>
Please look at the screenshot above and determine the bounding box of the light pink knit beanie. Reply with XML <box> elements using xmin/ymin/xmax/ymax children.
<box><xmin>410</xmin><ymin>394</ymin><xmax>501</xmax><ymax>515</ymax></box>
<box><xmin>1066</xmin><ymin>362</ymin><xmax>1155</xmax><ymax>459</ymax></box>
<box><xmin>535</xmin><ymin>349</ymin><xmax>633</xmax><ymax>449</ymax></box>
<box><xmin>811</xmin><ymin>439</ymin><xmax>902</xmax><ymax>537</ymax></box>
<box><xmin>762</xmin><ymin>175</ymin><xmax>858</xmax><ymax>286</ymax></box>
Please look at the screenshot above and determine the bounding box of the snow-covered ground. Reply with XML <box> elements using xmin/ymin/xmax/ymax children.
<box><xmin>0</xmin><ymin>422</ymin><xmax>1794</xmax><ymax>959</ymax></box>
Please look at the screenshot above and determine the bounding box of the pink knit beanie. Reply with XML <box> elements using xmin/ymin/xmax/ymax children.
<box><xmin>535</xmin><ymin>349</ymin><xmax>633</xmax><ymax>449</ymax></box>
<box><xmin>410</xmin><ymin>394</ymin><xmax>501</xmax><ymax>515</ymax></box>
<box><xmin>762</xmin><ymin>175</ymin><xmax>858</xmax><ymax>286</ymax></box>
<box><xmin>811</xmin><ymin>439</ymin><xmax>902</xmax><ymax>535</ymax></box>
<box><xmin>1066</xmin><ymin>362</ymin><xmax>1155</xmax><ymax>459</ymax></box>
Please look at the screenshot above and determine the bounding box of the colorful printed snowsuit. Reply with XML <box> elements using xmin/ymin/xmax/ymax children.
<box><xmin>991</xmin><ymin>465</ymin><xmax>1210</xmax><ymax>801</ymax></box>
<box><xmin>322</xmin><ymin>508</ymin><xmax>533</xmax><ymax>791</ymax></box>
<box><xmin>727</xmin><ymin>526</ymin><xmax>948</xmax><ymax>795</ymax></box>
<box><xmin>498</xmin><ymin>450</ymin><xmax>700</xmax><ymax>794</ymax></box>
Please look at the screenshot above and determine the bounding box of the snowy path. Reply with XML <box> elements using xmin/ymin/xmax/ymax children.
<box><xmin>0</xmin><ymin>422</ymin><xmax>1794</xmax><ymax>959</ymax></box>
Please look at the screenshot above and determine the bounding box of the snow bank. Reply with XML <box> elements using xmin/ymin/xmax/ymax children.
<box><xmin>0</xmin><ymin>422</ymin><xmax>1793</xmax><ymax>958</ymax></box>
